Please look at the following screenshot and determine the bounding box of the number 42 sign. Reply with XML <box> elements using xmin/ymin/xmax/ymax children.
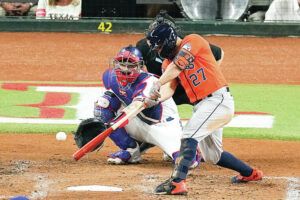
<box><xmin>97</xmin><ymin>22</ymin><xmax>112</xmax><ymax>33</ymax></box>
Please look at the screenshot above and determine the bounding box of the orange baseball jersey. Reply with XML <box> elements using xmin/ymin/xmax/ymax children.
<box><xmin>162</xmin><ymin>34</ymin><xmax>227</xmax><ymax>103</ymax></box>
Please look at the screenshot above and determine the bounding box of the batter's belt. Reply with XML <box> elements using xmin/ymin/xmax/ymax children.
<box><xmin>193</xmin><ymin>87</ymin><xmax>230</xmax><ymax>106</ymax></box>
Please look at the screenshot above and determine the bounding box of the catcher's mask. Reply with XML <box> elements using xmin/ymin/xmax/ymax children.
<box><xmin>146</xmin><ymin>23</ymin><xmax>177</xmax><ymax>59</ymax></box>
<box><xmin>112</xmin><ymin>45</ymin><xmax>144</xmax><ymax>90</ymax></box>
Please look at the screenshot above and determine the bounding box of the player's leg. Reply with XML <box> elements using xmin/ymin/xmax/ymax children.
<box><xmin>173</xmin><ymin>93</ymin><xmax>234</xmax><ymax>178</ymax></box>
<box><xmin>107</xmin><ymin>128</ymin><xmax>142</xmax><ymax>164</ymax></box>
<box><xmin>198</xmin><ymin>129</ymin><xmax>263</xmax><ymax>183</ymax></box>
<box><xmin>94</xmin><ymin>91</ymin><xmax>141</xmax><ymax>164</ymax></box>
<box><xmin>191</xmin><ymin>93</ymin><xmax>263</xmax><ymax>183</ymax></box>
<box><xmin>114</xmin><ymin>115</ymin><xmax>170</xmax><ymax>163</ymax></box>
<box><xmin>155</xmin><ymin>88</ymin><xmax>233</xmax><ymax>194</ymax></box>
<box><xmin>125</xmin><ymin>98</ymin><xmax>180</xmax><ymax>162</ymax></box>
<box><xmin>160</xmin><ymin>98</ymin><xmax>201</xmax><ymax>166</ymax></box>
<box><xmin>124</xmin><ymin>105</ymin><xmax>200</xmax><ymax>168</ymax></box>
<box><xmin>143</xmin><ymin>119</ymin><xmax>182</xmax><ymax>160</ymax></box>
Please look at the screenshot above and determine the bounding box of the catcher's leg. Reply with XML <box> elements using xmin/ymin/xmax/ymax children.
<box><xmin>199</xmin><ymin>129</ymin><xmax>263</xmax><ymax>183</ymax></box>
<box><xmin>107</xmin><ymin>128</ymin><xmax>141</xmax><ymax>164</ymax></box>
<box><xmin>139</xmin><ymin>142</ymin><xmax>155</xmax><ymax>154</ymax></box>
<box><xmin>94</xmin><ymin>91</ymin><xmax>141</xmax><ymax>164</ymax></box>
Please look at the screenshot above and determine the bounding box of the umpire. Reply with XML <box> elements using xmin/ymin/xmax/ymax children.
<box><xmin>136</xmin><ymin>10</ymin><xmax>224</xmax><ymax>105</ymax></box>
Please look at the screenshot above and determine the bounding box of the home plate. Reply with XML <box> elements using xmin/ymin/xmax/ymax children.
<box><xmin>67</xmin><ymin>185</ymin><xmax>123</xmax><ymax>192</ymax></box>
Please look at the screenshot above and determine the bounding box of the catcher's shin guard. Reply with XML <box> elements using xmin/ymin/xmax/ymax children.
<box><xmin>109</xmin><ymin>128</ymin><xmax>137</xmax><ymax>150</ymax></box>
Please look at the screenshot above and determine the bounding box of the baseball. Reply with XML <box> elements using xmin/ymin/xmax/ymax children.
<box><xmin>56</xmin><ymin>131</ymin><xmax>67</xmax><ymax>141</ymax></box>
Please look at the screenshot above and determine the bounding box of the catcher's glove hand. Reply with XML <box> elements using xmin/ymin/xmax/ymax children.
<box><xmin>74</xmin><ymin>118</ymin><xmax>107</xmax><ymax>151</ymax></box>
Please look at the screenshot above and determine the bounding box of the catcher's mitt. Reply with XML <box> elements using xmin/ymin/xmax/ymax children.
<box><xmin>74</xmin><ymin>118</ymin><xmax>107</xmax><ymax>151</ymax></box>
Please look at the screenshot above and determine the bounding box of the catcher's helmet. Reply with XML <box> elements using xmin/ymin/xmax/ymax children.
<box><xmin>146</xmin><ymin>23</ymin><xmax>177</xmax><ymax>59</ymax></box>
<box><xmin>146</xmin><ymin>10</ymin><xmax>179</xmax><ymax>36</ymax></box>
<box><xmin>113</xmin><ymin>45</ymin><xmax>144</xmax><ymax>89</ymax></box>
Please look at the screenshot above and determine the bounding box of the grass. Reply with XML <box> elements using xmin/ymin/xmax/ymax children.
<box><xmin>0</xmin><ymin>86</ymin><xmax>79</xmax><ymax>118</ymax></box>
<box><xmin>178</xmin><ymin>84</ymin><xmax>300</xmax><ymax>141</ymax></box>
<box><xmin>0</xmin><ymin>83</ymin><xmax>300</xmax><ymax>141</ymax></box>
<box><xmin>0</xmin><ymin>123</ymin><xmax>77</xmax><ymax>134</ymax></box>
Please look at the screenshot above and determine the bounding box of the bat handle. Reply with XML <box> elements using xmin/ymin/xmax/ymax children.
<box><xmin>111</xmin><ymin>104</ymin><xmax>145</xmax><ymax>130</ymax></box>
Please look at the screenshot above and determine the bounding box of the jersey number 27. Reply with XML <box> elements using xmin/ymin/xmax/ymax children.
<box><xmin>189</xmin><ymin>68</ymin><xmax>207</xmax><ymax>86</ymax></box>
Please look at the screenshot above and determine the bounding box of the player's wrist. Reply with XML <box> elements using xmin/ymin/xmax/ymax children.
<box><xmin>157</xmin><ymin>80</ymin><xmax>162</xmax><ymax>86</ymax></box>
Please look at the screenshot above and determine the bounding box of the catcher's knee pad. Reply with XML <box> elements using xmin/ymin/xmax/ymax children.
<box><xmin>94</xmin><ymin>91</ymin><xmax>121</xmax><ymax>122</ymax></box>
<box><xmin>110</xmin><ymin>128</ymin><xmax>137</xmax><ymax>150</ymax></box>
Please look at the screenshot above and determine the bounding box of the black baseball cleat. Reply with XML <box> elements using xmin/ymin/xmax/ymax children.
<box><xmin>154</xmin><ymin>178</ymin><xmax>187</xmax><ymax>195</ymax></box>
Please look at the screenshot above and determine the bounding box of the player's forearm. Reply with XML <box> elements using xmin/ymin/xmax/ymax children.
<box><xmin>158</xmin><ymin>62</ymin><xmax>181</xmax><ymax>86</ymax></box>
<box><xmin>159</xmin><ymin>80</ymin><xmax>177</xmax><ymax>102</ymax></box>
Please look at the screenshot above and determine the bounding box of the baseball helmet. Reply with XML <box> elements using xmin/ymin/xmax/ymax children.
<box><xmin>112</xmin><ymin>45</ymin><xmax>144</xmax><ymax>89</ymax></box>
<box><xmin>146</xmin><ymin>23</ymin><xmax>177</xmax><ymax>59</ymax></box>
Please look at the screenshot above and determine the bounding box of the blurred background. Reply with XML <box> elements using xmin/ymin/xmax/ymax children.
<box><xmin>0</xmin><ymin>0</ymin><xmax>298</xmax><ymax>23</ymax></box>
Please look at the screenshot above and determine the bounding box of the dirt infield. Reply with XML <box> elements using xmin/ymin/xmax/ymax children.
<box><xmin>0</xmin><ymin>33</ymin><xmax>299</xmax><ymax>84</ymax></box>
<box><xmin>0</xmin><ymin>32</ymin><xmax>300</xmax><ymax>200</ymax></box>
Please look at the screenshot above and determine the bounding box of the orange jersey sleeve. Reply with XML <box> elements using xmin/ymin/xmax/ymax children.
<box><xmin>170</xmin><ymin>34</ymin><xmax>227</xmax><ymax>103</ymax></box>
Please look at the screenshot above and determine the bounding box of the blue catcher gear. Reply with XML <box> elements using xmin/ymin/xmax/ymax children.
<box><xmin>146</xmin><ymin>23</ymin><xmax>177</xmax><ymax>59</ymax></box>
<box><xmin>94</xmin><ymin>91</ymin><xmax>137</xmax><ymax>150</ymax></box>
<box><xmin>94</xmin><ymin>91</ymin><xmax>121</xmax><ymax>122</ymax></box>
<box><xmin>112</xmin><ymin>45</ymin><xmax>144</xmax><ymax>90</ymax></box>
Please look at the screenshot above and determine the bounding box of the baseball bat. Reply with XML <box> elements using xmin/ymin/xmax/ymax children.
<box><xmin>73</xmin><ymin>103</ymin><xmax>145</xmax><ymax>161</ymax></box>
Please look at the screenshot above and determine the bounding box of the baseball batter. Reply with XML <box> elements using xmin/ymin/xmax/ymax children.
<box><xmin>146</xmin><ymin>23</ymin><xmax>263</xmax><ymax>195</ymax></box>
<box><xmin>94</xmin><ymin>45</ymin><xmax>200</xmax><ymax>167</ymax></box>
<box><xmin>136</xmin><ymin>10</ymin><xmax>224</xmax><ymax>105</ymax></box>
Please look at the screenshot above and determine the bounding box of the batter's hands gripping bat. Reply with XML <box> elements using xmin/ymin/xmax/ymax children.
<box><xmin>72</xmin><ymin>102</ymin><xmax>145</xmax><ymax>161</ymax></box>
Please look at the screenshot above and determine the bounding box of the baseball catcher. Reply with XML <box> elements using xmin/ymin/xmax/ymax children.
<box><xmin>74</xmin><ymin>45</ymin><xmax>201</xmax><ymax>168</ymax></box>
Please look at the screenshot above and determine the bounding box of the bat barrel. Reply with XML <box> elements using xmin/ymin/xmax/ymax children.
<box><xmin>72</xmin><ymin>127</ymin><xmax>113</xmax><ymax>161</ymax></box>
<box><xmin>72</xmin><ymin>103</ymin><xmax>144</xmax><ymax>161</ymax></box>
<box><xmin>73</xmin><ymin>149</ymin><xmax>86</xmax><ymax>161</ymax></box>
